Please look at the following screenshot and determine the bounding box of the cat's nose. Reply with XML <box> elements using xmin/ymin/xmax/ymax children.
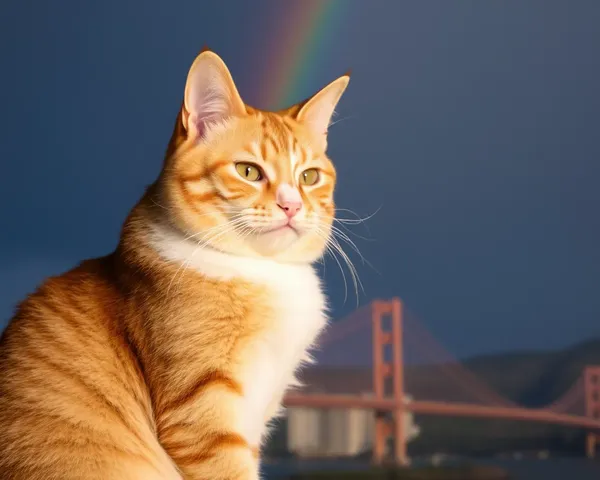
<box><xmin>278</xmin><ymin>200</ymin><xmax>302</xmax><ymax>218</ymax></box>
<box><xmin>276</xmin><ymin>184</ymin><xmax>303</xmax><ymax>218</ymax></box>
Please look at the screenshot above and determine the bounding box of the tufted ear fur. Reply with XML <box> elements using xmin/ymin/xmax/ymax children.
<box><xmin>181</xmin><ymin>50</ymin><xmax>246</xmax><ymax>139</ymax></box>
<box><xmin>295</xmin><ymin>74</ymin><xmax>350</xmax><ymax>139</ymax></box>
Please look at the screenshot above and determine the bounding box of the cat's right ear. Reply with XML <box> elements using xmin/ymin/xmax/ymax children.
<box><xmin>181</xmin><ymin>50</ymin><xmax>246</xmax><ymax>139</ymax></box>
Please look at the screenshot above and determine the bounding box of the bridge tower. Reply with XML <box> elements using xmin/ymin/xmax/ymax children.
<box><xmin>584</xmin><ymin>366</ymin><xmax>600</xmax><ymax>459</ymax></box>
<box><xmin>371</xmin><ymin>297</ymin><xmax>407</xmax><ymax>466</ymax></box>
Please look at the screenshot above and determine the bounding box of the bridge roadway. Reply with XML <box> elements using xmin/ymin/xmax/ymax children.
<box><xmin>283</xmin><ymin>393</ymin><xmax>600</xmax><ymax>430</ymax></box>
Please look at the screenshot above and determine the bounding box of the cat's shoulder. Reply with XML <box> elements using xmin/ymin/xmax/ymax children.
<box><xmin>5</xmin><ymin>255</ymin><xmax>120</xmax><ymax>334</ymax></box>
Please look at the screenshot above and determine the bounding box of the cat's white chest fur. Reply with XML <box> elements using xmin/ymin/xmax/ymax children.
<box><xmin>150</xmin><ymin>224</ymin><xmax>328</xmax><ymax>446</ymax></box>
<box><xmin>235</xmin><ymin>262</ymin><xmax>327</xmax><ymax>445</ymax></box>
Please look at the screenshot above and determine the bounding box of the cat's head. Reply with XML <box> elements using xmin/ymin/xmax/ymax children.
<box><xmin>157</xmin><ymin>49</ymin><xmax>349</xmax><ymax>264</ymax></box>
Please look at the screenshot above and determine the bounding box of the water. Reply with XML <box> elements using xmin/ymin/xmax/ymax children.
<box><xmin>263</xmin><ymin>457</ymin><xmax>600</xmax><ymax>479</ymax></box>
<box><xmin>492</xmin><ymin>458</ymin><xmax>600</xmax><ymax>479</ymax></box>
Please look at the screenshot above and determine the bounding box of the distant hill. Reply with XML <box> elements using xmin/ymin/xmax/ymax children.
<box><xmin>408</xmin><ymin>338</ymin><xmax>600</xmax><ymax>455</ymax></box>
<box><xmin>301</xmin><ymin>337</ymin><xmax>600</xmax><ymax>408</ymax></box>
<box><xmin>464</xmin><ymin>338</ymin><xmax>600</xmax><ymax>407</ymax></box>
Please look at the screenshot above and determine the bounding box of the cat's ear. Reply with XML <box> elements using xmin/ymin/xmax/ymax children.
<box><xmin>295</xmin><ymin>74</ymin><xmax>350</xmax><ymax>139</ymax></box>
<box><xmin>182</xmin><ymin>49</ymin><xmax>246</xmax><ymax>139</ymax></box>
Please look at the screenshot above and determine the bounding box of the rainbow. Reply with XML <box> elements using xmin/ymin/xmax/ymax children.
<box><xmin>260</xmin><ymin>0</ymin><xmax>348</xmax><ymax>110</ymax></box>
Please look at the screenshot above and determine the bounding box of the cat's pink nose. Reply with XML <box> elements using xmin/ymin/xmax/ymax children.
<box><xmin>276</xmin><ymin>184</ymin><xmax>303</xmax><ymax>218</ymax></box>
<box><xmin>278</xmin><ymin>200</ymin><xmax>302</xmax><ymax>218</ymax></box>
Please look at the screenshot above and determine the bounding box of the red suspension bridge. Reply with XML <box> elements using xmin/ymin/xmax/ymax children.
<box><xmin>283</xmin><ymin>298</ymin><xmax>600</xmax><ymax>465</ymax></box>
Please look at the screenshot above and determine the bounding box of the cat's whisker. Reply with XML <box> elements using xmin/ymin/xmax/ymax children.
<box><xmin>195</xmin><ymin>218</ymin><xmax>248</xmax><ymax>251</ymax></box>
<box><xmin>312</xmin><ymin>217</ymin><xmax>376</xmax><ymax>274</ymax></box>
<box><xmin>166</xmin><ymin>218</ymin><xmax>247</xmax><ymax>294</ymax></box>
<box><xmin>329</xmin><ymin>235</ymin><xmax>364</xmax><ymax>301</ymax></box>
<box><xmin>180</xmin><ymin>212</ymin><xmax>246</xmax><ymax>243</ymax></box>
<box><xmin>311</xmin><ymin>210</ymin><xmax>377</xmax><ymax>241</ymax></box>
<box><xmin>327</xmin><ymin>224</ymin><xmax>378</xmax><ymax>275</ymax></box>
<box><xmin>168</xmin><ymin>244</ymin><xmax>202</xmax><ymax>296</ymax></box>
<box><xmin>172</xmin><ymin>222</ymin><xmax>245</xmax><ymax>291</ymax></box>
<box><xmin>334</xmin><ymin>205</ymin><xmax>381</xmax><ymax>223</ymax></box>
<box><xmin>332</xmin><ymin>206</ymin><xmax>381</xmax><ymax>237</ymax></box>
<box><xmin>328</xmin><ymin>224</ymin><xmax>366</xmax><ymax>260</ymax></box>
<box><xmin>237</xmin><ymin>224</ymin><xmax>256</xmax><ymax>245</ymax></box>
<box><xmin>314</xmin><ymin>224</ymin><xmax>364</xmax><ymax>306</ymax></box>
<box><xmin>327</xmin><ymin>238</ymin><xmax>360</xmax><ymax>299</ymax></box>
<box><xmin>318</xmin><ymin>232</ymin><xmax>349</xmax><ymax>303</ymax></box>
<box><xmin>150</xmin><ymin>197</ymin><xmax>171</xmax><ymax>212</ymax></box>
<box><xmin>332</xmin><ymin>220</ymin><xmax>375</xmax><ymax>243</ymax></box>
<box><xmin>327</xmin><ymin>114</ymin><xmax>357</xmax><ymax>129</ymax></box>
<box><xmin>313</xmin><ymin>227</ymin><xmax>351</xmax><ymax>304</ymax></box>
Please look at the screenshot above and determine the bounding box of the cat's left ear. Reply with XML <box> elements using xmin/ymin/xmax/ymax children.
<box><xmin>296</xmin><ymin>74</ymin><xmax>350</xmax><ymax>140</ymax></box>
<box><xmin>182</xmin><ymin>50</ymin><xmax>246</xmax><ymax>139</ymax></box>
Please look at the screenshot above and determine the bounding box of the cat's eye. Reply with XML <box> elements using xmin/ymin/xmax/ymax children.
<box><xmin>235</xmin><ymin>162</ymin><xmax>263</xmax><ymax>182</ymax></box>
<box><xmin>299</xmin><ymin>168</ymin><xmax>320</xmax><ymax>186</ymax></box>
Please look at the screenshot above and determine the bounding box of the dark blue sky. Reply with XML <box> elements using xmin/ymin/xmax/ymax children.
<box><xmin>1</xmin><ymin>0</ymin><xmax>599</xmax><ymax>357</ymax></box>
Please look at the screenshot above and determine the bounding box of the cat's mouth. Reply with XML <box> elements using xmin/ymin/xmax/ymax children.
<box><xmin>259</xmin><ymin>222</ymin><xmax>299</xmax><ymax>236</ymax></box>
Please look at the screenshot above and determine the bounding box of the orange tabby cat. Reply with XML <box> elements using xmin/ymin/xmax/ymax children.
<box><xmin>0</xmin><ymin>49</ymin><xmax>349</xmax><ymax>479</ymax></box>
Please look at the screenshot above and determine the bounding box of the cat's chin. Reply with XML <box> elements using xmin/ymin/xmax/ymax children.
<box><xmin>248</xmin><ymin>226</ymin><xmax>300</xmax><ymax>255</ymax></box>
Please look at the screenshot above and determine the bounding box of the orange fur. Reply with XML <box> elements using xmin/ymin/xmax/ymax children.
<box><xmin>0</xmin><ymin>50</ymin><xmax>349</xmax><ymax>479</ymax></box>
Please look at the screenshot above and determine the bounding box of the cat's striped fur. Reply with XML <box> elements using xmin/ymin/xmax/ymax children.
<box><xmin>0</xmin><ymin>50</ymin><xmax>349</xmax><ymax>479</ymax></box>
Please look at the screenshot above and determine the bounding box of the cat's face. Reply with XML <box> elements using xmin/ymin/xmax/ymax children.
<box><xmin>159</xmin><ymin>51</ymin><xmax>349</xmax><ymax>264</ymax></box>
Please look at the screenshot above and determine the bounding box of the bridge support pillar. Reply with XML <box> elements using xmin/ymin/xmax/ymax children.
<box><xmin>584</xmin><ymin>366</ymin><xmax>600</xmax><ymax>459</ymax></box>
<box><xmin>373</xmin><ymin>411</ymin><xmax>387</xmax><ymax>463</ymax></box>
<box><xmin>394</xmin><ymin>406</ymin><xmax>407</xmax><ymax>466</ymax></box>
<box><xmin>586</xmin><ymin>433</ymin><xmax>596</xmax><ymax>459</ymax></box>
<box><xmin>372</xmin><ymin>298</ymin><xmax>407</xmax><ymax>466</ymax></box>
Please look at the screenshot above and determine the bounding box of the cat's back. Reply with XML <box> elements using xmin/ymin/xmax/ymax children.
<box><xmin>0</xmin><ymin>257</ymin><xmax>179</xmax><ymax>479</ymax></box>
<box><xmin>0</xmin><ymin>256</ymin><xmax>128</xmax><ymax>375</ymax></box>
<box><xmin>2</xmin><ymin>256</ymin><xmax>119</xmax><ymax>346</ymax></box>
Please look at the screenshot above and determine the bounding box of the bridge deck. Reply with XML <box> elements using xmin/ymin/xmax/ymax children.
<box><xmin>284</xmin><ymin>393</ymin><xmax>600</xmax><ymax>430</ymax></box>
